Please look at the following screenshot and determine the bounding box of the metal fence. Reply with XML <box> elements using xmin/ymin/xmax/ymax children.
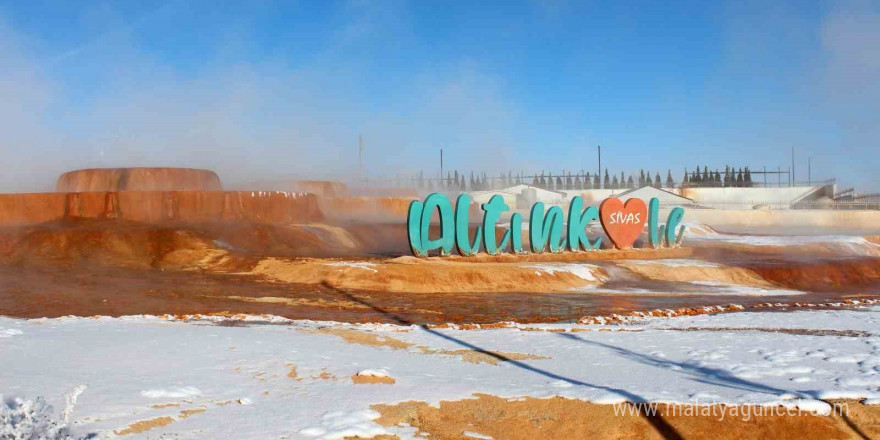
<box><xmin>677</xmin><ymin>200</ymin><xmax>878</xmax><ymax>211</ymax></box>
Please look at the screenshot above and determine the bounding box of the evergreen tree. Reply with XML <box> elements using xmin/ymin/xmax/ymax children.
<box><xmin>654</xmin><ymin>172</ymin><xmax>662</xmax><ymax>188</ymax></box>
<box><xmin>682</xmin><ymin>169</ymin><xmax>689</xmax><ymax>187</ymax></box>
<box><xmin>547</xmin><ymin>172</ymin><xmax>555</xmax><ymax>190</ymax></box>
<box><xmin>611</xmin><ymin>175</ymin><xmax>619</xmax><ymax>189</ymax></box>
<box><xmin>639</xmin><ymin>170</ymin><xmax>645</xmax><ymax>187</ymax></box>
<box><xmin>723</xmin><ymin>166</ymin><xmax>730</xmax><ymax>187</ymax></box>
<box><xmin>566</xmin><ymin>172</ymin><xmax>573</xmax><ymax>190</ymax></box>
<box><xmin>666</xmin><ymin>170</ymin><xmax>674</xmax><ymax>188</ymax></box>
<box><xmin>593</xmin><ymin>173</ymin><xmax>600</xmax><ymax>189</ymax></box>
<box><xmin>531</xmin><ymin>173</ymin><xmax>538</xmax><ymax>187</ymax></box>
<box><xmin>604</xmin><ymin>168</ymin><xmax>610</xmax><ymax>189</ymax></box>
<box><xmin>539</xmin><ymin>172</ymin><xmax>546</xmax><ymax>188</ymax></box>
<box><xmin>702</xmin><ymin>166</ymin><xmax>709</xmax><ymax>182</ymax></box>
<box><xmin>736</xmin><ymin>168</ymin><xmax>743</xmax><ymax>186</ymax></box>
<box><xmin>744</xmin><ymin>167</ymin><xmax>752</xmax><ymax>186</ymax></box>
<box><xmin>574</xmin><ymin>173</ymin><xmax>582</xmax><ymax>189</ymax></box>
<box><xmin>627</xmin><ymin>175</ymin><xmax>635</xmax><ymax>188</ymax></box>
<box><xmin>714</xmin><ymin>171</ymin><xmax>721</xmax><ymax>185</ymax></box>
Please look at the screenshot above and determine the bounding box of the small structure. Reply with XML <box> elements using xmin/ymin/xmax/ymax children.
<box><xmin>469</xmin><ymin>184</ymin><xmax>567</xmax><ymax>208</ymax></box>
<box><xmin>614</xmin><ymin>186</ymin><xmax>695</xmax><ymax>207</ymax></box>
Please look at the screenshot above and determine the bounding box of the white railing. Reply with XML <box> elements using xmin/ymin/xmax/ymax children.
<box><xmin>662</xmin><ymin>200</ymin><xmax>878</xmax><ymax>210</ymax></box>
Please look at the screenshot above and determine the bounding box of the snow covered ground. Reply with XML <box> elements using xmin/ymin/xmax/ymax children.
<box><xmin>1</xmin><ymin>307</ymin><xmax>878</xmax><ymax>439</ymax></box>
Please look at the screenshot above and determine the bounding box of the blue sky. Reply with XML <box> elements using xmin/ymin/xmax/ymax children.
<box><xmin>0</xmin><ymin>0</ymin><xmax>877</xmax><ymax>191</ymax></box>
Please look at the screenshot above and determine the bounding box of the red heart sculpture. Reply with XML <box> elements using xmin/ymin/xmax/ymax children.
<box><xmin>599</xmin><ymin>197</ymin><xmax>648</xmax><ymax>249</ymax></box>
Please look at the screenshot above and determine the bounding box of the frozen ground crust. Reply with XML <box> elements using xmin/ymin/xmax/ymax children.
<box><xmin>1</xmin><ymin>306</ymin><xmax>879</xmax><ymax>439</ymax></box>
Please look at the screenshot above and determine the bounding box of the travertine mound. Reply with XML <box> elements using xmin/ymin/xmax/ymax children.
<box><xmin>56</xmin><ymin>167</ymin><xmax>222</xmax><ymax>192</ymax></box>
<box><xmin>250</xmin><ymin>257</ymin><xmax>610</xmax><ymax>293</ymax></box>
<box><xmin>0</xmin><ymin>191</ymin><xmax>321</xmax><ymax>227</ymax></box>
<box><xmin>235</xmin><ymin>180</ymin><xmax>347</xmax><ymax>197</ymax></box>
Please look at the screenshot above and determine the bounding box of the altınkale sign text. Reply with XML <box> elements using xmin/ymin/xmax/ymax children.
<box><xmin>406</xmin><ymin>193</ymin><xmax>685</xmax><ymax>257</ymax></box>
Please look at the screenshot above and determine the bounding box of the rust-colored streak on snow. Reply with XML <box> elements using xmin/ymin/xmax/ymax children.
<box><xmin>371</xmin><ymin>395</ymin><xmax>880</xmax><ymax>440</ymax></box>
<box><xmin>306</xmin><ymin>328</ymin><xmax>414</xmax><ymax>350</ymax></box>
<box><xmin>352</xmin><ymin>374</ymin><xmax>396</xmax><ymax>385</ymax></box>
<box><xmin>178</xmin><ymin>408</ymin><xmax>206</xmax><ymax>419</ymax></box>
<box><xmin>114</xmin><ymin>416</ymin><xmax>176</xmax><ymax>435</ymax></box>
<box><xmin>311</xmin><ymin>327</ymin><xmax>549</xmax><ymax>365</ymax></box>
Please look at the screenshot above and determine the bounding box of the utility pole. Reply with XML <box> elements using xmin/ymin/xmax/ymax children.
<box><xmin>597</xmin><ymin>145</ymin><xmax>602</xmax><ymax>189</ymax></box>
<box><xmin>791</xmin><ymin>146</ymin><xmax>795</xmax><ymax>186</ymax></box>
<box><xmin>440</xmin><ymin>148</ymin><xmax>444</xmax><ymax>184</ymax></box>
<box><xmin>808</xmin><ymin>156</ymin><xmax>812</xmax><ymax>184</ymax></box>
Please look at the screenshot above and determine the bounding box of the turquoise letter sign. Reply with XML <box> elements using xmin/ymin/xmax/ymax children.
<box><xmin>407</xmin><ymin>200</ymin><xmax>425</xmax><ymax>256</ymax></box>
<box><xmin>454</xmin><ymin>194</ymin><xmax>482</xmax><ymax>256</ymax></box>
<box><xmin>529</xmin><ymin>202</ymin><xmax>564</xmax><ymax>253</ymax></box>
<box><xmin>665</xmin><ymin>207</ymin><xmax>685</xmax><ymax>247</ymax></box>
<box><xmin>566</xmin><ymin>196</ymin><xmax>601</xmax><ymax>251</ymax></box>
<box><xmin>407</xmin><ymin>193</ymin><xmax>685</xmax><ymax>256</ymax></box>
<box><xmin>482</xmin><ymin>195</ymin><xmax>511</xmax><ymax>255</ymax></box>
<box><xmin>510</xmin><ymin>212</ymin><xmax>525</xmax><ymax>254</ymax></box>
<box><xmin>406</xmin><ymin>193</ymin><xmax>454</xmax><ymax>257</ymax></box>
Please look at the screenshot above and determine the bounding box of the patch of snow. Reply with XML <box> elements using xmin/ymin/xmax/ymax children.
<box><xmin>685</xmin><ymin>231</ymin><xmax>880</xmax><ymax>256</ymax></box>
<box><xmin>325</xmin><ymin>262</ymin><xmax>379</xmax><ymax>273</ymax></box>
<box><xmin>689</xmin><ymin>281</ymin><xmax>805</xmax><ymax>296</ymax></box>
<box><xmin>777</xmin><ymin>399</ymin><xmax>832</xmax><ymax>416</ymax></box>
<box><xmin>522</xmin><ymin>263</ymin><xmax>602</xmax><ymax>281</ymax></box>
<box><xmin>2</xmin><ymin>307</ymin><xmax>879</xmax><ymax>438</ymax></box>
<box><xmin>140</xmin><ymin>386</ymin><xmax>201</xmax><ymax>399</ymax></box>
<box><xmin>0</xmin><ymin>328</ymin><xmax>23</xmax><ymax>338</ymax></box>
<box><xmin>463</xmin><ymin>431</ymin><xmax>493</xmax><ymax>439</ymax></box>
<box><xmin>299</xmin><ymin>409</ymin><xmax>388</xmax><ymax>440</ymax></box>
<box><xmin>356</xmin><ymin>369</ymin><xmax>391</xmax><ymax>378</ymax></box>
<box><xmin>625</xmin><ymin>259</ymin><xmax>721</xmax><ymax>268</ymax></box>
<box><xmin>212</xmin><ymin>239</ymin><xmax>242</xmax><ymax>251</ymax></box>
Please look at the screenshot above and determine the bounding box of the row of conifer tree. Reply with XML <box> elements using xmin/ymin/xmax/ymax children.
<box><xmin>409</xmin><ymin>166</ymin><xmax>755</xmax><ymax>191</ymax></box>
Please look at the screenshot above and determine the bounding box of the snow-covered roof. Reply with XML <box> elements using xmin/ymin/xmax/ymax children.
<box><xmin>615</xmin><ymin>185</ymin><xmax>695</xmax><ymax>205</ymax></box>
